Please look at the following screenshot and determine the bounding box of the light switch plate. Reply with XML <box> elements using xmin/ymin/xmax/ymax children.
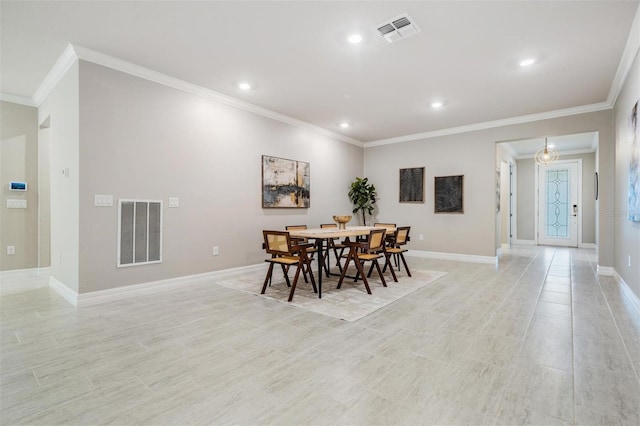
<box><xmin>169</xmin><ymin>197</ymin><xmax>179</xmax><ymax>208</ymax></box>
<box><xmin>6</xmin><ymin>199</ymin><xmax>27</xmax><ymax>209</ymax></box>
<box><xmin>94</xmin><ymin>195</ymin><xmax>113</xmax><ymax>207</ymax></box>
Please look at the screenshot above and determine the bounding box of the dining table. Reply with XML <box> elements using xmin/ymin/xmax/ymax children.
<box><xmin>288</xmin><ymin>225</ymin><xmax>393</xmax><ymax>298</ymax></box>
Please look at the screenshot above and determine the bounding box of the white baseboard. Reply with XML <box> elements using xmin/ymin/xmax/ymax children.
<box><xmin>614</xmin><ymin>270</ymin><xmax>640</xmax><ymax>313</ymax></box>
<box><xmin>407</xmin><ymin>250</ymin><xmax>497</xmax><ymax>264</ymax></box>
<box><xmin>70</xmin><ymin>263</ymin><xmax>265</xmax><ymax>306</ymax></box>
<box><xmin>49</xmin><ymin>276</ymin><xmax>79</xmax><ymax>306</ymax></box>
<box><xmin>597</xmin><ymin>265</ymin><xmax>615</xmax><ymax>276</ymax></box>
<box><xmin>514</xmin><ymin>239</ymin><xmax>535</xmax><ymax>245</ymax></box>
<box><xmin>580</xmin><ymin>243</ymin><xmax>597</xmax><ymax>249</ymax></box>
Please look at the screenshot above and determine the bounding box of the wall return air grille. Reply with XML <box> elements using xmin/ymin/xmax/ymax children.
<box><xmin>376</xmin><ymin>13</ymin><xmax>421</xmax><ymax>43</ymax></box>
<box><xmin>117</xmin><ymin>200</ymin><xmax>163</xmax><ymax>267</ymax></box>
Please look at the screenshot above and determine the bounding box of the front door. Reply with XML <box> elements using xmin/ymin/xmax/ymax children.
<box><xmin>538</xmin><ymin>161</ymin><xmax>580</xmax><ymax>247</ymax></box>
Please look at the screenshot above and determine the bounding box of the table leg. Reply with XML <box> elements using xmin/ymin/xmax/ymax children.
<box><xmin>317</xmin><ymin>238</ymin><xmax>324</xmax><ymax>298</ymax></box>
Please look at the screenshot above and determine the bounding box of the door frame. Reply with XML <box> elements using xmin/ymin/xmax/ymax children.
<box><xmin>534</xmin><ymin>159</ymin><xmax>583</xmax><ymax>247</ymax></box>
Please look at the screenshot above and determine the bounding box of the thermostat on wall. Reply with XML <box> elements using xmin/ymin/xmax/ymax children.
<box><xmin>9</xmin><ymin>181</ymin><xmax>27</xmax><ymax>191</ymax></box>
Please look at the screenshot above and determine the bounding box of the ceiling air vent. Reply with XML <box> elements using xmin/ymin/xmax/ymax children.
<box><xmin>375</xmin><ymin>13</ymin><xmax>421</xmax><ymax>43</ymax></box>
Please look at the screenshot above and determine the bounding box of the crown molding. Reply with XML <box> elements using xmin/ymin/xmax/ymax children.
<box><xmin>32</xmin><ymin>44</ymin><xmax>78</xmax><ymax>106</ymax></box>
<box><xmin>71</xmin><ymin>45</ymin><xmax>363</xmax><ymax>148</ymax></box>
<box><xmin>607</xmin><ymin>2</ymin><xmax>640</xmax><ymax>106</ymax></box>
<box><xmin>365</xmin><ymin>102</ymin><xmax>612</xmax><ymax>147</ymax></box>
<box><xmin>514</xmin><ymin>148</ymin><xmax>596</xmax><ymax>160</ymax></box>
<box><xmin>0</xmin><ymin>93</ymin><xmax>36</xmax><ymax>107</ymax></box>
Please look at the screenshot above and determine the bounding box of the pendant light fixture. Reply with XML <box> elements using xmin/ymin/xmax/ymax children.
<box><xmin>535</xmin><ymin>137</ymin><xmax>559</xmax><ymax>165</ymax></box>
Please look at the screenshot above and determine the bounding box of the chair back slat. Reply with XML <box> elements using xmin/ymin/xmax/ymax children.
<box><xmin>395</xmin><ymin>226</ymin><xmax>410</xmax><ymax>245</ymax></box>
<box><xmin>286</xmin><ymin>225</ymin><xmax>307</xmax><ymax>231</ymax></box>
<box><xmin>320</xmin><ymin>223</ymin><xmax>337</xmax><ymax>229</ymax></box>
<box><xmin>263</xmin><ymin>230</ymin><xmax>292</xmax><ymax>256</ymax></box>
<box><xmin>368</xmin><ymin>228</ymin><xmax>386</xmax><ymax>251</ymax></box>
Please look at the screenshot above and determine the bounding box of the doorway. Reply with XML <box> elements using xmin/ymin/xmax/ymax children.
<box><xmin>536</xmin><ymin>159</ymin><xmax>581</xmax><ymax>247</ymax></box>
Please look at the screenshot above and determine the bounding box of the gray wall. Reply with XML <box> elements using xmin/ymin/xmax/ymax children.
<box><xmin>364</xmin><ymin>110</ymin><xmax>614</xmax><ymax>260</ymax></box>
<box><xmin>0</xmin><ymin>101</ymin><xmax>39</xmax><ymax>271</ymax></box>
<box><xmin>78</xmin><ymin>61</ymin><xmax>363</xmax><ymax>293</ymax></box>
<box><xmin>614</xmin><ymin>51</ymin><xmax>640</xmax><ymax>296</ymax></box>
<box><xmin>516</xmin><ymin>153</ymin><xmax>596</xmax><ymax>244</ymax></box>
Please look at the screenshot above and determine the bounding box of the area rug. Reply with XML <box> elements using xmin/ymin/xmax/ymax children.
<box><xmin>215</xmin><ymin>266</ymin><xmax>447</xmax><ymax>322</ymax></box>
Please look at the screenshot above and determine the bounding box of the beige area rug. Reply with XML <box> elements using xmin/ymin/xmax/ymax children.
<box><xmin>215</xmin><ymin>265</ymin><xmax>447</xmax><ymax>322</ymax></box>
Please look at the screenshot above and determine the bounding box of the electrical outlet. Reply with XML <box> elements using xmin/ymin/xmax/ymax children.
<box><xmin>629</xmin><ymin>255</ymin><xmax>632</xmax><ymax>268</ymax></box>
<box><xmin>213</xmin><ymin>246</ymin><xmax>219</xmax><ymax>256</ymax></box>
<box><xmin>419</xmin><ymin>234</ymin><xmax>424</xmax><ymax>240</ymax></box>
<box><xmin>7</xmin><ymin>246</ymin><xmax>15</xmax><ymax>255</ymax></box>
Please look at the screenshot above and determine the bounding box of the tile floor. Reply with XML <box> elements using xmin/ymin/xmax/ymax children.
<box><xmin>1</xmin><ymin>246</ymin><xmax>638</xmax><ymax>425</ymax></box>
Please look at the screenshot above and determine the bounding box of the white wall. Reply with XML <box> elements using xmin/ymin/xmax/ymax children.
<box><xmin>78</xmin><ymin>61</ymin><xmax>363</xmax><ymax>293</ymax></box>
<box><xmin>364</xmin><ymin>110</ymin><xmax>614</xmax><ymax>260</ymax></box>
<box><xmin>613</xmin><ymin>50</ymin><xmax>640</xmax><ymax>295</ymax></box>
<box><xmin>0</xmin><ymin>101</ymin><xmax>39</xmax><ymax>271</ymax></box>
<box><xmin>496</xmin><ymin>144</ymin><xmax>516</xmax><ymax>247</ymax></box>
<box><xmin>38</xmin><ymin>61</ymin><xmax>81</xmax><ymax>293</ymax></box>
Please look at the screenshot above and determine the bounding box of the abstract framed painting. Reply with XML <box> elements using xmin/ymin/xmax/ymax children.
<box><xmin>434</xmin><ymin>175</ymin><xmax>464</xmax><ymax>213</ymax></box>
<box><xmin>399</xmin><ymin>167</ymin><xmax>425</xmax><ymax>203</ymax></box>
<box><xmin>262</xmin><ymin>155</ymin><xmax>310</xmax><ymax>208</ymax></box>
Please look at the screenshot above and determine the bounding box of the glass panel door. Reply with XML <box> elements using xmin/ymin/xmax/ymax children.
<box><xmin>538</xmin><ymin>161</ymin><xmax>579</xmax><ymax>247</ymax></box>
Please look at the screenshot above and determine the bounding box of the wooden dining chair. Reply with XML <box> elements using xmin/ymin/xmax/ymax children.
<box><xmin>320</xmin><ymin>223</ymin><xmax>348</xmax><ymax>274</ymax></box>
<box><xmin>262</xmin><ymin>230</ymin><xmax>317</xmax><ymax>302</ymax></box>
<box><xmin>285</xmin><ymin>224</ymin><xmax>318</xmax><ymax>276</ymax></box>
<box><xmin>384</xmin><ymin>226</ymin><xmax>412</xmax><ymax>277</ymax></box>
<box><xmin>337</xmin><ymin>228</ymin><xmax>390</xmax><ymax>294</ymax></box>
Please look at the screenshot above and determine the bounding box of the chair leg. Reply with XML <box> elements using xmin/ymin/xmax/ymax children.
<box><xmin>385</xmin><ymin>252</ymin><xmax>398</xmax><ymax>282</ymax></box>
<box><xmin>374</xmin><ymin>260</ymin><xmax>387</xmax><ymax>287</ymax></box>
<box><xmin>366</xmin><ymin>262</ymin><xmax>375</xmax><ymax>278</ymax></box>
<box><xmin>335</xmin><ymin>247</ymin><xmax>346</xmax><ymax>273</ymax></box>
<box><xmin>288</xmin><ymin>263</ymin><xmax>303</xmax><ymax>302</ymax></box>
<box><xmin>262</xmin><ymin>263</ymin><xmax>275</xmax><ymax>294</ymax></box>
<box><xmin>337</xmin><ymin>251</ymin><xmax>353</xmax><ymax>289</ymax></box>
<box><xmin>307</xmin><ymin>258</ymin><xmax>318</xmax><ymax>293</ymax></box>
<box><xmin>399</xmin><ymin>253</ymin><xmax>412</xmax><ymax>277</ymax></box>
<box><xmin>323</xmin><ymin>245</ymin><xmax>331</xmax><ymax>278</ymax></box>
<box><xmin>280</xmin><ymin>263</ymin><xmax>291</xmax><ymax>287</ymax></box>
<box><xmin>353</xmin><ymin>258</ymin><xmax>372</xmax><ymax>294</ymax></box>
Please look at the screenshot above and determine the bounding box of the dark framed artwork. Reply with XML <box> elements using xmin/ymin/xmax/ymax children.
<box><xmin>399</xmin><ymin>167</ymin><xmax>425</xmax><ymax>203</ymax></box>
<box><xmin>434</xmin><ymin>175</ymin><xmax>464</xmax><ymax>213</ymax></box>
<box><xmin>262</xmin><ymin>155</ymin><xmax>310</xmax><ymax>208</ymax></box>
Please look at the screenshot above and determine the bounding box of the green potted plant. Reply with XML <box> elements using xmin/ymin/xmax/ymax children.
<box><xmin>348</xmin><ymin>177</ymin><xmax>377</xmax><ymax>225</ymax></box>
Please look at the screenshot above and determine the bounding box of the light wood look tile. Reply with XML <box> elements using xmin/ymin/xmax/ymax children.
<box><xmin>2</xmin><ymin>245</ymin><xmax>639</xmax><ymax>425</ymax></box>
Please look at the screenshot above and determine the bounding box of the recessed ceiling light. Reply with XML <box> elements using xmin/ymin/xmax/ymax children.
<box><xmin>347</xmin><ymin>34</ymin><xmax>362</xmax><ymax>44</ymax></box>
<box><xmin>548</xmin><ymin>144</ymin><xmax>555</xmax><ymax>148</ymax></box>
<box><xmin>519</xmin><ymin>58</ymin><xmax>536</xmax><ymax>67</ymax></box>
<box><xmin>340</xmin><ymin>122</ymin><xmax>350</xmax><ymax>129</ymax></box>
<box><xmin>431</xmin><ymin>102</ymin><xmax>443</xmax><ymax>109</ymax></box>
<box><xmin>238</xmin><ymin>82</ymin><xmax>251</xmax><ymax>90</ymax></box>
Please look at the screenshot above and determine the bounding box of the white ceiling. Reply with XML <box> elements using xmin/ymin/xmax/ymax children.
<box><xmin>1</xmin><ymin>1</ymin><xmax>638</xmax><ymax>143</ymax></box>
